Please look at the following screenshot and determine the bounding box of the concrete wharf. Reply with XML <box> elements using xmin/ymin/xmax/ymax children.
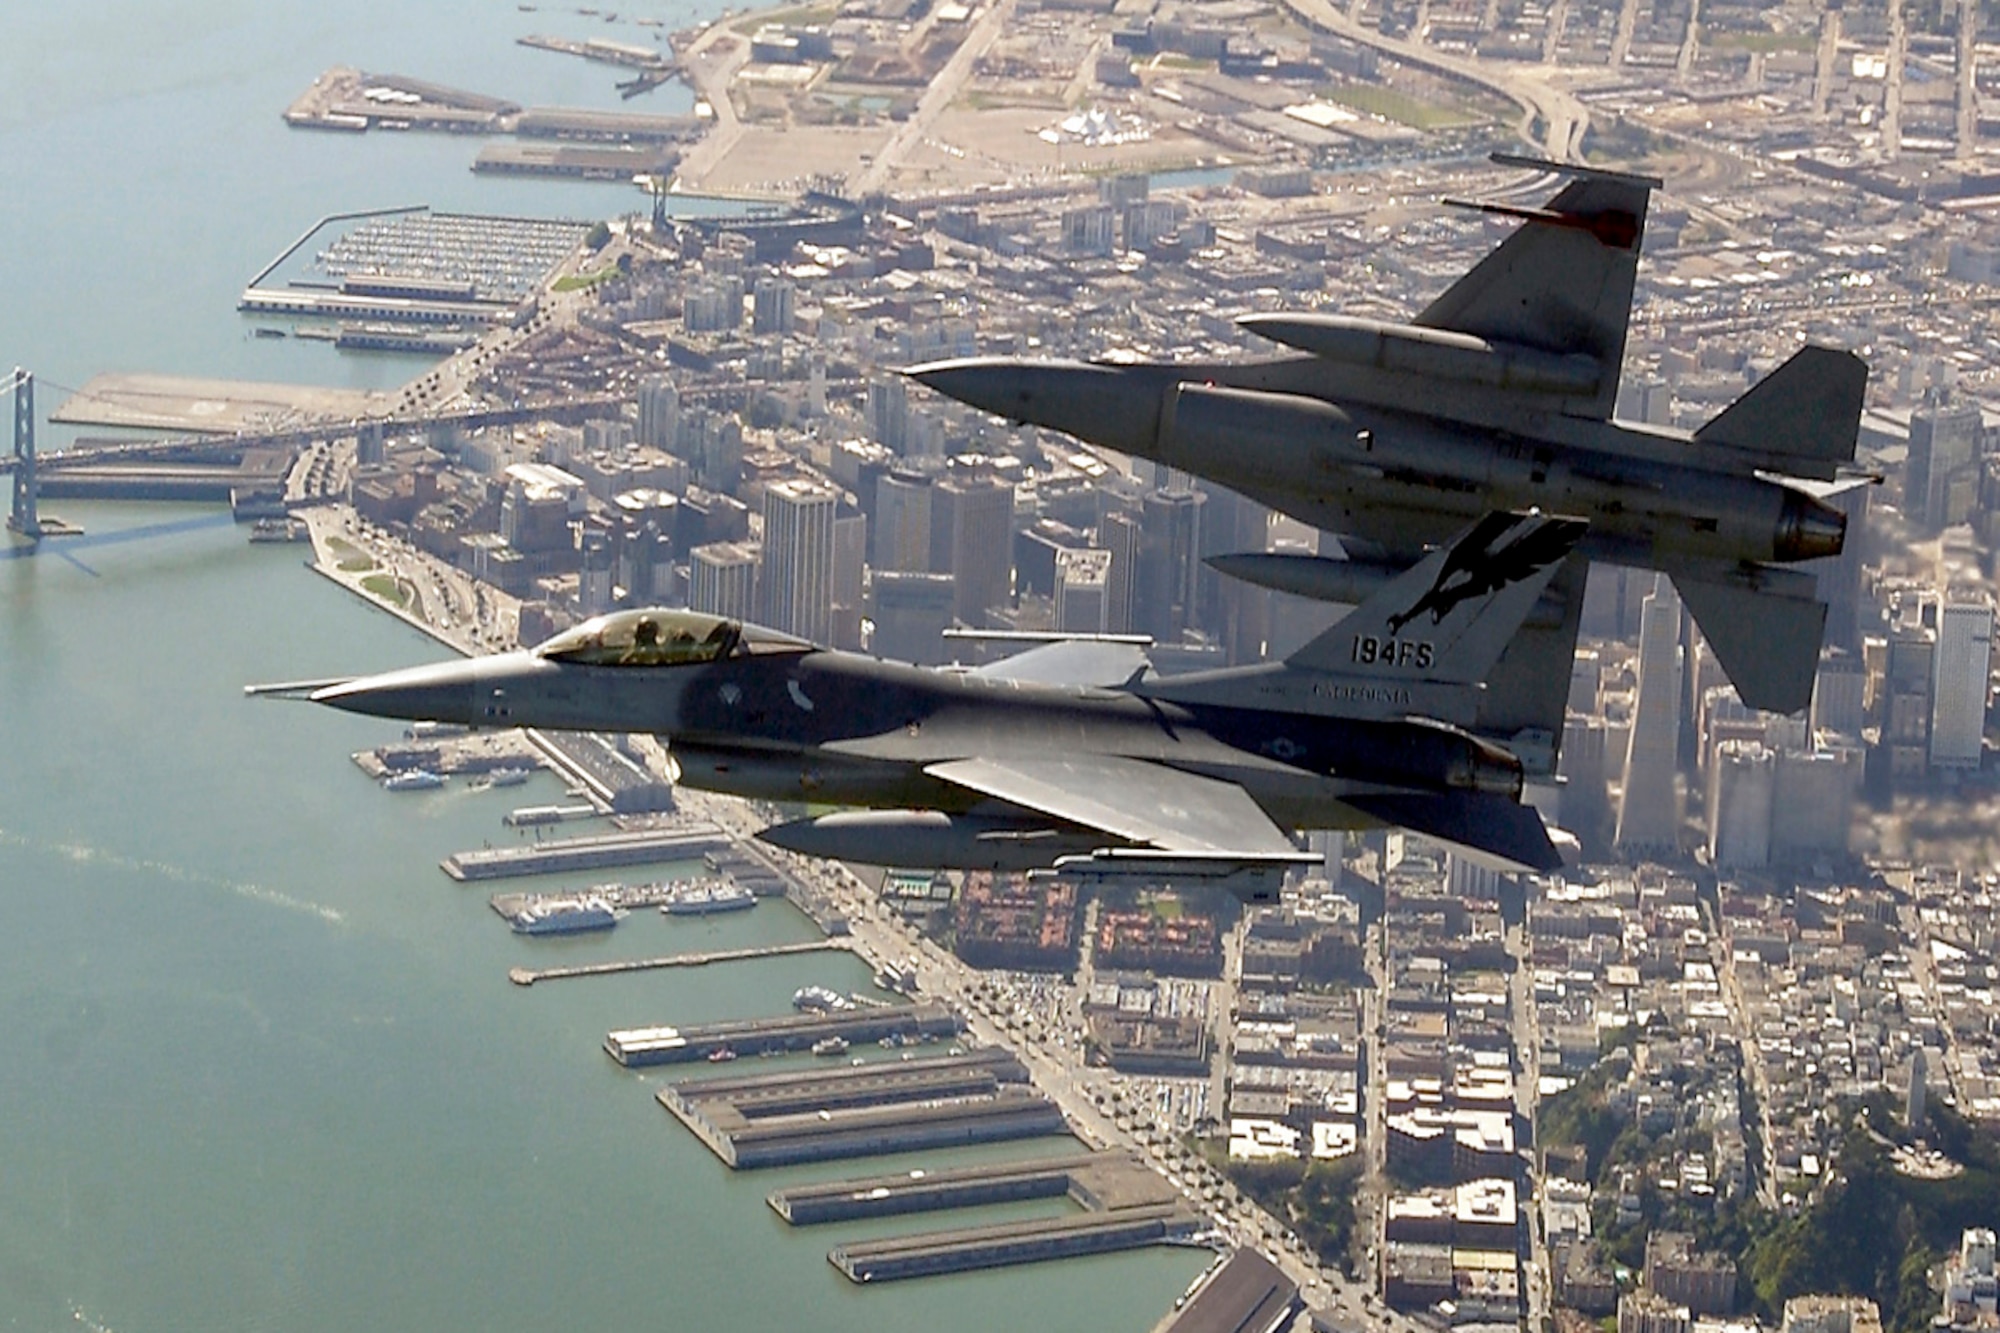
<box><xmin>655</xmin><ymin>1049</ymin><xmax>1066</xmax><ymax>1168</ymax></box>
<box><xmin>606</xmin><ymin>1001</ymin><xmax>964</xmax><ymax>1067</ymax></box>
<box><xmin>826</xmin><ymin>1206</ymin><xmax>1202</xmax><ymax>1283</ymax></box>
<box><xmin>766</xmin><ymin>1150</ymin><xmax>1176</xmax><ymax>1225</ymax></box>
<box><xmin>440</xmin><ymin>824</ymin><xmax>728</xmax><ymax>880</ymax></box>
<box><xmin>1155</xmin><ymin>1249</ymin><xmax>1302</xmax><ymax>1333</ymax></box>
<box><xmin>508</xmin><ymin>938</ymin><xmax>842</xmax><ymax>987</ymax></box>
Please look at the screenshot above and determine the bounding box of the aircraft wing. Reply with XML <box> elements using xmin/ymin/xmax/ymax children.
<box><xmin>968</xmin><ymin>639</ymin><xmax>1151</xmax><ymax>689</ymax></box>
<box><xmin>925</xmin><ymin>756</ymin><xmax>1307</xmax><ymax>859</ymax></box>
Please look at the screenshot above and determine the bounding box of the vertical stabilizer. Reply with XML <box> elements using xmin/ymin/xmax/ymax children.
<box><xmin>1287</xmin><ymin>511</ymin><xmax>1585</xmax><ymax>684</ymax></box>
<box><xmin>1416</xmin><ymin>156</ymin><xmax>1661</xmax><ymax>420</ymax></box>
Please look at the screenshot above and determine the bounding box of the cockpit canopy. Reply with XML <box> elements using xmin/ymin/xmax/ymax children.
<box><xmin>533</xmin><ymin>609</ymin><xmax>810</xmax><ymax>667</ymax></box>
<box><xmin>535</xmin><ymin>609</ymin><xmax>740</xmax><ymax>667</ymax></box>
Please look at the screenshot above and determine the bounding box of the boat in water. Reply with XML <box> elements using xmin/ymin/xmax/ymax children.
<box><xmin>811</xmin><ymin>1036</ymin><xmax>850</xmax><ymax>1057</ymax></box>
<box><xmin>485</xmin><ymin>766</ymin><xmax>531</xmax><ymax>788</ymax></box>
<box><xmin>511</xmin><ymin>896</ymin><xmax>623</xmax><ymax>935</ymax></box>
<box><xmin>792</xmin><ymin>985</ymin><xmax>852</xmax><ymax>1013</ymax></box>
<box><xmin>707</xmin><ymin>1047</ymin><xmax>738</xmax><ymax>1063</ymax></box>
<box><xmin>661</xmin><ymin>883</ymin><xmax>755</xmax><ymax>916</ymax></box>
<box><xmin>382</xmin><ymin>769</ymin><xmax>445</xmax><ymax>792</ymax></box>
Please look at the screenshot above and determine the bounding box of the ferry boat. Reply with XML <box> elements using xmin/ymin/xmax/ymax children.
<box><xmin>661</xmin><ymin>883</ymin><xmax>754</xmax><ymax>916</ymax></box>
<box><xmin>382</xmin><ymin>769</ymin><xmax>445</xmax><ymax>792</ymax></box>
<box><xmin>792</xmin><ymin>985</ymin><xmax>851</xmax><ymax>1013</ymax></box>
<box><xmin>511</xmin><ymin>897</ymin><xmax>622</xmax><ymax>935</ymax></box>
<box><xmin>811</xmin><ymin>1036</ymin><xmax>849</xmax><ymax>1057</ymax></box>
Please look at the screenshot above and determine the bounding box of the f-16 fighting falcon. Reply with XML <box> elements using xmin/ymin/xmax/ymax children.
<box><xmin>908</xmin><ymin>154</ymin><xmax>1872</xmax><ymax>726</ymax></box>
<box><xmin>288</xmin><ymin>512</ymin><xmax>1583</xmax><ymax>902</ymax></box>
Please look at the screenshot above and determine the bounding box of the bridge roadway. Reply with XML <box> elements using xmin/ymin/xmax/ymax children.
<box><xmin>0</xmin><ymin>395</ymin><xmax>630</xmax><ymax>476</ymax></box>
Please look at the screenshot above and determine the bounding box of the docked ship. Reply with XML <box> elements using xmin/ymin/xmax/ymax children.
<box><xmin>510</xmin><ymin>896</ymin><xmax>623</xmax><ymax>935</ymax></box>
<box><xmin>485</xmin><ymin>766</ymin><xmax>531</xmax><ymax>788</ymax></box>
<box><xmin>660</xmin><ymin>882</ymin><xmax>755</xmax><ymax>916</ymax></box>
<box><xmin>382</xmin><ymin>769</ymin><xmax>445</xmax><ymax>791</ymax></box>
<box><xmin>792</xmin><ymin>985</ymin><xmax>852</xmax><ymax>1013</ymax></box>
<box><xmin>248</xmin><ymin>516</ymin><xmax>308</xmax><ymax>543</ymax></box>
<box><xmin>811</xmin><ymin>1036</ymin><xmax>850</xmax><ymax>1057</ymax></box>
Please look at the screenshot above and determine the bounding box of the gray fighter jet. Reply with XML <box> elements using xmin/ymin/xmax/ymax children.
<box><xmin>907</xmin><ymin>155</ymin><xmax>1871</xmax><ymax>720</ymax></box>
<box><xmin>297</xmin><ymin>512</ymin><xmax>1583</xmax><ymax>901</ymax></box>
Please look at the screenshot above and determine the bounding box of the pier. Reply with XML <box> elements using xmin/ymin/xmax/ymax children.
<box><xmin>607</xmin><ymin>1002</ymin><xmax>963</xmax><ymax>1067</ymax></box>
<box><xmin>826</xmin><ymin>1206</ymin><xmax>1202</xmax><ymax>1284</ymax></box>
<box><xmin>440</xmin><ymin>824</ymin><xmax>729</xmax><ymax>880</ymax></box>
<box><xmin>766</xmin><ymin>1150</ymin><xmax>1176</xmax><ymax>1225</ymax></box>
<box><xmin>508</xmin><ymin>938</ymin><xmax>843</xmax><ymax>986</ymax></box>
<box><xmin>653</xmin><ymin>1048</ymin><xmax>1067</xmax><ymax>1168</ymax></box>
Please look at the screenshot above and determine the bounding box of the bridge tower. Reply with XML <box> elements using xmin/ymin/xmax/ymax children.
<box><xmin>7</xmin><ymin>368</ymin><xmax>39</xmax><ymax>540</ymax></box>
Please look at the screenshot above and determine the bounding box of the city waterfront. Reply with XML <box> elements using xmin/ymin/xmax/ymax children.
<box><xmin>0</xmin><ymin>2</ymin><xmax>1209</xmax><ymax>1327</ymax></box>
<box><xmin>0</xmin><ymin>503</ymin><xmax>1204</xmax><ymax>1328</ymax></box>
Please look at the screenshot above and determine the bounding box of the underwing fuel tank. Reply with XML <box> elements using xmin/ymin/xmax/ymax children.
<box><xmin>757</xmin><ymin>810</ymin><xmax>1113</xmax><ymax>871</ymax></box>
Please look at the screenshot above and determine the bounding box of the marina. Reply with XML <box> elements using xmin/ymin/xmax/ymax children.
<box><xmin>653</xmin><ymin>1048</ymin><xmax>1065</xmax><ymax>1168</ymax></box>
<box><xmin>606</xmin><ymin>1001</ymin><xmax>963</xmax><ymax>1067</ymax></box>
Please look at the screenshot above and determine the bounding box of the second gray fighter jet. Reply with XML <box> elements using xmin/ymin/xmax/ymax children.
<box><xmin>909</xmin><ymin>155</ymin><xmax>1870</xmax><ymax>718</ymax></box>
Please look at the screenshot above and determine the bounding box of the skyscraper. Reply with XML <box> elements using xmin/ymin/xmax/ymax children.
<box><xmin>759</xmin><ymin>478</ymin><xmax>837</xmax><ymax>643</ymax></box>
<box><xmin>1099</xmin><ymin>507</ymin><xmax>1140</xmax><ymax>635</ymax></box>
<box><xmin>1054</xmin><ymin>547</ymin><xmax>1112</xmax><ymax>633</ymax></box>
<box><xmin>934</xmin><ymin>469</ymin><xmax>1014</xmax><ymax>627</ymax></box>
<box><xmin>867</xmin><ymin>377</ymin><xmax>908</xmax><ymax>454</ymax></box>
<box><xmin>751</xmin><ymin>276</ymin><xmax>795</xmax><ymax>335</ymax></box>
<box><xmin>872</xmin><ymin>470</ymin><xmax>934</xmax><ymax>573</ymax></box>
<box><xmin>1931</xmin><ymin>596</ymin><xmax>1992</xmax><ymax>769</ymax></box>
<box><xmin>1616</xmin><ymin>576</ymin><xmax>1684</xmax><ymax>855</ymax></box>
<box><xmin>1706</xmin><ymin>740</ymin><xmax>1774</xmax><ymax>870</ymax></box>
<box><xmin>1134</xmin><ymin>488</ymin><xmax>1204</xmax><ymax>643</ymax></box>
<box><xmin>1905</xmin><ymin>392</ymin><xmax>1981</xmax><ymax>533</ymax></box>
<box><xmin>688</xmin><ymin>541</ymin><xmax>757</xmax><ymax>621</ymax></box>
<box><xmin>870</xmin><ymin>571</ymin><xmax>955</xmax><ymax>665</ymax></box>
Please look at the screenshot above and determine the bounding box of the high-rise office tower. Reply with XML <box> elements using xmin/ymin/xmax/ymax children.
<box><xmin>870</xmin><ymin>571</ymin><xmax>955</xmax><ymax>665</ymax></box>
<box><xmin>1099</xmin><ymin>507</ymin><xmax>1140</xmax><ymax>635</ymax></box>
<box><xmin>636</xmin><ymin>374</ymin><xmax>681</xmax><ymax>450</ymax></box>
<box><xmin>1054</xmin><ymin>547</ymin><xmax>1112</xmax><ymax>633</ymax></box>
<box><xmin>873</xmin><ymin>470</ymin><xmax>934</xmax><ymax>573</ymax></box>
<box><xmin>1906</xmin><ymin>392</ymin><xmax>1981</xmax><ymax>533</ymax></box>
<box><xmin>689</xmin><ymin>541</ymin><xmax>757</xmax><ymax>621</ymax></box>
<box><xmin>751</xmin><ymin>276</ymin><xmax>795</xmax><ymax>335</ymax></box>
<box><xmin>759</xmin><ymin>478</ymin><xmax>837</xmax><ymax>643</ymax></box>
<box><xmin>934</xmin><ymin>470</ymin><xmax>1014</xmax><ymax>627</ymax></box>
<box><xmin>1931</xmin><ymin>596</ymin><xmax>1992</xmax><ymax>769</ymax></box>
<box><xmin>1706</xmin><ymin>740</ymin><xmax>1774</xmax><ymax>869</ymax></box>
<box><xmin>867</xmin><ymin>377</ymin><xmax>908</xmax><ymax>454</ymax></box>
<box><xmin>832</xmin><ymin>506</ymin><xmax>867</xmax><ymax>650</ymax></box>
<box><xmin>1616</xmin><ymin>576</ymin><xmax>1684</xmax><ymax>855</ymax></box>
<box><xmin>1134</xmin><ymin>488</ymin><xmax>1205</xmax><ymax>643</ymax></box>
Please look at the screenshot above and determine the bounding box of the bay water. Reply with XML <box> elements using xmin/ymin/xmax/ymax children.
<box><xmin>0</xmin><ymin>4</ymin><xmax>1205</xmax><ymax>1328</ymax></box>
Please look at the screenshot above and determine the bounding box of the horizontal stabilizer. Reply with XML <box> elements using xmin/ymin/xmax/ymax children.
<box><xmin>1695</xmin><ymin>346</ymin><xmax>1867</xmax><ymax>480</ymax></box>
<box><xmin>1341</xmin><ymin>790</ymin><xmax>1563</xmax><ymax>872</ymax></box>
<box><xmin>1672</xmin><ymin>569</ymin><xmax>1824</xmax><ymax>715</ymax></box>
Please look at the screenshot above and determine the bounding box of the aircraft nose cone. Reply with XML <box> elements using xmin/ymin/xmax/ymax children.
<box><xmin>1774</xmin><ymin>491</ymin><xmax>1846</xmax><ymax>562</ymax></box>
<box><xmin>309</xmin><ymin>658</ymin><xmax>480</xmax><ymax>724</ymax></box>
<box><xmin>904</xmin><ymin>357</ymin><xmax>1168</xmax><ymax>456</ymax></box>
